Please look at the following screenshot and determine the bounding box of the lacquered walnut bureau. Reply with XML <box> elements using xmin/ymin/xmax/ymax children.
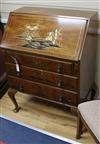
<box><xmin>0</xmin><ymin>7</ymin><xmax>98</xmax><ymax>112</ymax></box>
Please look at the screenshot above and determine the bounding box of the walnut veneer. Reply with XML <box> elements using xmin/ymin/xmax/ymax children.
<box><xmin>0</xmin><ymin>7</ymin><xmax>98</xmax><ymax>112</ymax></box>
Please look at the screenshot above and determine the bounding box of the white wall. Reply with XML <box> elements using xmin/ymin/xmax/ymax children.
<box><xmin>0</xmin><ymin>0</ymin><xmax>100</xmax><ymax>93</ymax></box>
<box><xmin>95</xmin><ymin>36</ymin><xmax>100</xmax><ymax>94</ymax></box>
<box><xmin>1</xmin><ymin>0</ymin><xmax>100</xmax><ymax>22</ymax></box>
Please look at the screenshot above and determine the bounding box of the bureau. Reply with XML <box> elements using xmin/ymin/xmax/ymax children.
<box><xmin>0</xmin><ymin>7</ymin><xmax>98</xmax><ymax>112</ymax></box>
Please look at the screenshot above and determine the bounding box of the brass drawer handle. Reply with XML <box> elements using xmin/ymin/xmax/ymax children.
<box><xmin>58</xmin><ymin>95</ymin><xmax>72</xmax><ymax>104</ymax></box>
<box><xmin>57</xmin><ymin>81</ymin><xmax>63</xmax><ymax>87</ymax></box>
<box><xmin>56</xmin><ymin>64</ymin><xmax>62</xmax><ymax>73</ymax></box>
<box><xmin>58</xmin><ymin>95</ymin><xmax>64</xmax><ymax>103</ymax></box>
<box><xmin>19</xmin><ymin>86</ymin><xmax>23</xmax><ymax>91</ymax></box>
<box><xmin>71</xmin><ymin>62</ymin><xmax>78</xmax><ymax>74</ymax></box>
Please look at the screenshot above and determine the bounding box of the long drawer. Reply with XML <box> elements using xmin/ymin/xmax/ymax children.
<box><xmin>8</xmin><ymin>76</ymin><xmax>78</xmax><ymax>106</ymax></box>
<box><xmin>5</xmin><ymin>63</ymin><xmax>79</xmax><ymax>91</ymax></box>
<box><xmin>3</xmin><ymin>50</ymin><xmax>79</xmax><ymax>76</ymax></box>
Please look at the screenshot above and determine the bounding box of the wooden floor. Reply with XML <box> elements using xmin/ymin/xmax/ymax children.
<box><xmin>0</xmin><ymin>90</ymin><xmax>95</xmax><ymax>144</ymax></box>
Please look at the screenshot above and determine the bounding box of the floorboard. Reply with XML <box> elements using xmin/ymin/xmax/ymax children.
<box><xmin>0</xmin><ymin>90</ymin><xmax>95</xmax><ymax>144</ymax></box>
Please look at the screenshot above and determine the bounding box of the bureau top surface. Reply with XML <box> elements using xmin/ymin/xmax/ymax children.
<box><xmin>1</xmin><ymin>7</ymin><xmax>97</xmax><ymax>61</ymax></box>
<box><xmin>13</xmin><ymin>7</ymin><xmax>96</xmax><ymax>19</ymax></box>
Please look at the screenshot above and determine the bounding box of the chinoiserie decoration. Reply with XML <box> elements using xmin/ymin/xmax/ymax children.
<box><xmin>18</xmin><ymin>24</ymin><xmax>62</xmax><ymax>49</ymax></box>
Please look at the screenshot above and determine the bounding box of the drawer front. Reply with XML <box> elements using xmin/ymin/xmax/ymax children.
<box><xmin>63</xmin><ymin>90</ymin><xmax>78</xmax><ymax>106</ymax></box>
<box><xmin>21</xmin><ymin>66</ymin><xmax>78</xmax><ymax>91</ymax></box>
<box><xmin>6</xmin><ymin>63</ymin><xmax>78</xmax><ymax>91</ymax></box>
<box><xmin>8</xmin><ymin>76</ymin><xmax>22</xmax><ymax>91</ymax></box>
<box><xmin>3</xmin><ymin>50</ymin><xmax>79</xmax><ymax>76</ymax></box>
<box><xmin>22</xmin><ymin>80</ymin><xmax>78</xmax><ymax>106</ymax></box>
<box><xmin>8</xmin><ymin>76</ymin><xmax>78</xmax><ymax>106</ymax></box>
<box><xmin>5</xmin><ymin>63</ymin><xmax>20</xmax><ymax>76</ymax></box>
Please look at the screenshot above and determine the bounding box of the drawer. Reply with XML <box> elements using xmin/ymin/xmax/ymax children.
<box><xmin>8</xmin><ymin>76</ymin><xmax>78</xmax><ymax>106</ymax></box>
<box><xmin>6</xmin><ymin>63</ymin><xmax>79</xmax><ymax>91</ymax></box>
<box><xmin>22</xmin><ymin>80</ymin><xmax>78</xmax><ymax>106</ymax></box>
<box><xmin>5</xmin><ymin>63</ymin><xmax>20</xmax><ymax>76</ymax></box>
<box><xmin>37</xmin><ymin>84</ymin><xmax>78</xmax><ymax>106</ymax></box>
<box><xmin>21</xmin><ymin>66</ymin><xmax>78</xmax><ymax>91</ymax></box>
<box><xmin>3</xmin><ymin>50</ymin><xmax>79</xmax><ymax>76</ymax></box>
<box><xmin>7</xmin><ymin>76</ymin><xmax>22</xmax><ymax>91</ymax></box>
<box><xmin>62</xmin><ymin>90</ymin><xmax>78</xmax><ymax>106</ymax></box>
<box><xmin>22</xmin><ymin>80</ymin><xmax>62</xmax><ymax>102</ymax></box>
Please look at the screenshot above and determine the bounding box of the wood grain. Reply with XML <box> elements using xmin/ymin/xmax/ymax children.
<box><xmin>0</xmin><ymin>91</ymin><xmax>95</xmax><ymax>144</ymax></box>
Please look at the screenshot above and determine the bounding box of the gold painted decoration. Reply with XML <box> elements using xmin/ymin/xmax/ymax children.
<box><xmin>18</xmin><ymin>24</ymin><xmax>61</xmax><ymax>50</ymax></box>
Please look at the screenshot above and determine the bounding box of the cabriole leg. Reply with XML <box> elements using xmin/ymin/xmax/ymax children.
<box><xmin>8</xmin><ymin>88</ymin><xmax>20</xmax><ymax>113</ymax></box>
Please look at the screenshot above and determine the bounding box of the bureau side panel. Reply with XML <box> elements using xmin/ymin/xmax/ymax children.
<box><xmin>80</xmin><ymin>14</ymin><xmax>98</xmax><ymax>100</ymax></box>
